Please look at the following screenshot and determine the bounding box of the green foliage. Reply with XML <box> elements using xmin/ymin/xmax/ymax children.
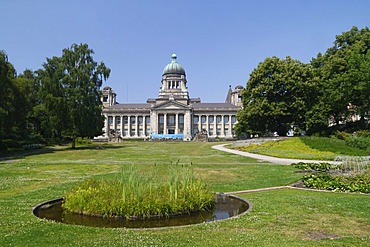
<box><xmin>63</xmin><ymin>165</ymin><xmax>214</xmax><ymax>219</ymax></box>
<box><xmin>291</xmin><ymin>162</ymin><xmax>339</xmax><ymax>172</ymax></box>
<box><xmin>311</xmin><ymin>26</ymin><xmax>370</xmax><ymax>128</ymax></box>
<box><xmin>345</xmin><ymin>136</ymin><xmax>370</xmax><ymax>150</ymax></box>
<box><xmin>302</xmin><ymin>173</ymin><xmax>370</xmax><ymax>193</ymax></box>
<box><xmin>237</xmin><ymin>56</ymin><xmax>317</xmax><ymax>136</ymax></box>
<box><xmin>37</xmin><ymin>43</ymin><xmax>110</xmax><ymax>148</ymax></box>
<box><xmin>333</xmin><ymin>130</ymin><xmax>352</xmax><ymax>140</ymax></box>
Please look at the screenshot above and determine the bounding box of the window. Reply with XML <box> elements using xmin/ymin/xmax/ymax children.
<box><xmin>168</xmin><ymin>115</ymin><xmax>175</xmax><ymax>125</ymax></box>
<box><xmin>201</xmin><ymin>116</ymin><xmax>206</xmax><ymax>124</ymax></box>
<box><xmin>208</xmin><ymin>116</ymin><xmax>214</xmax><ymax>124</ymax></box>
<box><xmin>193</xmin><ymin>116</ymin><xmax>199</xmax><ymax>124</ymax></box>
<box><xmin>103</xmin><ymin>96</ymin><xmax>108</xmax><ymax>102</ymax></box>
<box><xmin>178</xmin><ymin>114</ymin><xmax>184</xmax><ymax>124</ymax></box>
<box><xmin>224</xmin><ymin>116</ymin><xmax>229</xmax><ymax>124</ymax></box>
<box><xmin>159</xmin><ymin>115</ymin><xmax>164</xmax><ymax>124</ymax></box>
<box><xmin>231</xmin><ymin>116</ymin><xmax>237</xmax><ymax>124</ymax></box>
<box><xmin>216</xmin><ymin>116</ymin><xmax>222</xmax><ymax>124</ymax></box>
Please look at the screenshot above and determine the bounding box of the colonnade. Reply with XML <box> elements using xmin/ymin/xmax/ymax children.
<box><xmin>104</xmin><ymin>113</ymin><xmax>237</xmax><ymax>139</ymax></box>
<box><xmin>193</xmin><ymin>114</ymin><xmax>237</xmax><ymax>137</ymax></box>
<box><xmin>105</xmin><ymin>114</ymin><xmax>150</xmax><ymax>138</ymax></box>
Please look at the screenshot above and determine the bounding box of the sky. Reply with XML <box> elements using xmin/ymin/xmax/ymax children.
<box><xmin>1</xmin><ymin>0</ymin><xmax>369</xmax><ymax>103</ymax></box>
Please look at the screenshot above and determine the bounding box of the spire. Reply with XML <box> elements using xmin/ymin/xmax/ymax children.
<box><xmin>171</xmin><ymin>53</ymin><xmax>177</xmax><ymax>63</ymax></box>
<box><xmin>225</xmin><ymin>85</ymin><xmax>233</xmax><ymax>103</ymax></box>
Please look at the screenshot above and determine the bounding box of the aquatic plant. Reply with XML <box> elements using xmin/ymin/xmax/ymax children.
<box><xmin>63</xmin><ymin>165</ymin><xmax>214</xmax><ymax>219</ymax></box>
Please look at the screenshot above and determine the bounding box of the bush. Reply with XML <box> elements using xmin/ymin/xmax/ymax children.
<box><xmin>302</xmin><ymin>173</ymin><xmax>370</xmax><ymax>193</ymax></box>
<box><xmin>345</xmin><ymin>136</ymin><xmax>370</xmax><ymax>150</ymax></box>
<box><xmin>356</xmin><ymin>130</ymin><xmax>370</xmax><ymax>138</ymax></box>
<box><xmin>76</xmin><ymin>137</ymin><xmax>92</xmax><ymax>145</ymax></box>
<box><xmin>333</xmin><ymin>131</ymin><xmax>351</xmax><ymax>140</ymax></box>
<box><xmin>291</xmin><ymin>162</ymin><xmax>339</xmax><ymax>172</ymax></box>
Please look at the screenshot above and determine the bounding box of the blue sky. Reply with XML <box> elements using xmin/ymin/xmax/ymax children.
<box><xmin>1</xmin><ymin>0</ymin><xmax>369</xmax><ymax>103</ymax></box>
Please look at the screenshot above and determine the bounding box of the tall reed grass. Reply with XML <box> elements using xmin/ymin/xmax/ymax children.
<box><xmin>63</xmin><ymin>165</ymin><xmax>214</xmax><ymax>219</ymax></box>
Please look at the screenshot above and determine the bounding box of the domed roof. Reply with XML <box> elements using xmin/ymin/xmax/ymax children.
<box><xmin>162</xmin><ymin>53</ymin><xmax>186</xmax><ymax>75</ymax></box>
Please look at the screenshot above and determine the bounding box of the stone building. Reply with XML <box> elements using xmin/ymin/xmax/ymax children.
<box><xmin>101</xmin><ymin>54</ymin><xmax>243</xmax><ymax>141</ymax></box>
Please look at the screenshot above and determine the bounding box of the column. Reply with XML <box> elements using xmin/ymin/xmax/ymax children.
<box><xmin>143</xmin><ymin>115</ymin><xmax>146</xmax><ymax>137</ymax></box>
<box><xmin>221</xmin><ymin>115</ymin><xmax>225</xmax><ymax>137</ymax></box>
<box><xmin>127</xmin><ymin>116</ymin><xmax>131</xmax><ymax>137</ymax></box>
<box><xmin>198</xmin><ymin>115</ymin><xmax>201</xmax><ymax>133</ymax></box>
<box><xmin>120</xmin><ymin>116</ymin><xmax>123</xmax><ymax>137</ymax></box>
<box><xmin>163</xmin><ymin>113</ymin><xmax>167</xmax><ymax>134</ymax></box>
<box><xmin>175</xmin><ymin>113</ymin><xmax>179</xmax><ymax>134</ymax></box>
<box><xmin>206</xmin><ymin>115</ymin><xmax>209</xmax><ymax>135</ymax></box>
<box><xmin>135</xmin><ymin>115</ymin><xmax>138</xmax><ymax>137</ymax></box>
<box><xmin>112</xmin><ymin>116</ymin><xmax>116</xmax><ymax>132</ymax></box>
<box><xmin>229</xmin><ymin>115</ymin><xmax>233</xmax><ymax>137</ymax></box>
<box><xmin>104</xmin><ymin>114</ymin><xmax>109</xmax><ymax>137</ymax></box>
<box><xmin>213</xmin><ymin>115</ymin><xmax>217</xmax><ymax>137</ymax></box>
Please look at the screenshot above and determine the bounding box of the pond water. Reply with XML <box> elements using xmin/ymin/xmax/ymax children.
<box><xmin>33</xmin><ymin>194</ymin><xmax>251</xmax><ymax>228</ymax></box>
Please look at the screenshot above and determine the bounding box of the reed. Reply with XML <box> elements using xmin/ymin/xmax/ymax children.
<box><xmin>63</xmin><ymin>165</ymin><xmax>214</xmax><ymax>219</ymax></box>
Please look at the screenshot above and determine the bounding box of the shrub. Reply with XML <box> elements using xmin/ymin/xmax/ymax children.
<box><xmin>291</xmin><ymin>162</ymin><xmax>339</xmax><ymax>172</ymax></box>
<box><xmin>76</xmin><ymin>137</ymin><xmax>92</xmax><ymax>145</ymax></box>
<box><xmin>302</xmin><ymin>173</ymin><xmax>370</xmax><ymax>193</ymax></box>
<box><xmin>345</xmin><ymin>136</ymin><xmax>370</xmax><ymax>150</ymax></box>
<box><xmin>333</xmin><ymin>131</ymin><xmax>351</xmax><ymax>140</ymax></box>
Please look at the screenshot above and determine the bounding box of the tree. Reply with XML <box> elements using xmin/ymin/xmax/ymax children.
<box><xmin>236</xmin><ymin>56</ymin><xmax>317</xmax><ymax>136</ymax></box>
<box><xmin>0</xmin><ymin>51</ymin><xmax>16</xmax><ymax>141</ymax></box>
<box><xmin>38</xmin><ymin>43</ymin><xmax>110</xmax><ymax>148</ymax></box>
<box><xmin>312</xmin><ymin>26</ymin><xmax>370</xmax><ymax>129</ymax></box>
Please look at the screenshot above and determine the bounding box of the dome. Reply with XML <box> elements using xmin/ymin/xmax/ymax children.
<box><xmin>162</xmin><ymin>53</ymin><xmax>186</xmax><ymax>75</ymax></box>
<box><xmin>235</xmin><ymin>85</ymin><xmax>244</xmax><ymax>90</ymax></box>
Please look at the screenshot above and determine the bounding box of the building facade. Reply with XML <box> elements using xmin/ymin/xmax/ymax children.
<box><xmin>101</xmin><ymin>54</ymin><xmax>243</xmax><ymax>141</ymax></box>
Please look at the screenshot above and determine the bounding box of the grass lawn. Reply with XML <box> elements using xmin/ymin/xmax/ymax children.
<box><xmin>234</xmin><ymin>136</ymin><xmax>369</xmax><ymax>160</ymax></box>
<box><xmin>1</xmin><ymin>141</ymin><xmax>370</xmax><ymax>246</ymax></box>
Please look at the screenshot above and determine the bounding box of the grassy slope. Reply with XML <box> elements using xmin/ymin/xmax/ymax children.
<box><xmin>1</xmin><ymin>142</ymin><xmax>370</xmax><ymax>246</ymax></box>
<box><xmin>235</xmin><ymin>137</ymin><xmax>368</xmax><ymax>160</ymax></box>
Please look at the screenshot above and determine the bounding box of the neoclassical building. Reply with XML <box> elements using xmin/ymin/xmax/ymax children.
<box><xmin>101</xmin><ymin>54</ymin><xmax>243</xmax><ymax>141</ymax></box>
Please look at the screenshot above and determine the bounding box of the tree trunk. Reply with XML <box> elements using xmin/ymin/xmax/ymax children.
<box><xmin>71</xmin><ymin>136</ymin><xmax>76</xmax><ymax>149</ymax></box>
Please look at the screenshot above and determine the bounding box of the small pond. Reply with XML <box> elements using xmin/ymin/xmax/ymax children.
<box><xmin>33</xmin><ymin>194</ymin><xmax>252</xmax><ymax>229</ymax></box>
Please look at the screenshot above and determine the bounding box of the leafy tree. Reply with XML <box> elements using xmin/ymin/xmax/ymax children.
<box><xmin>236</xmin><ymin>56</ymin><xmax>317</xmax><ymax>136</ymax></box>
<box><xmin>38</xmin><ymin>43</ymin><xmax>110</xmax><ymax>148</ymax></box>
<box><xmin>311</xmin><ymin>26</ymin><xmax>370</xmax><ymax>129</ymax></box>
<box><xmin>0</xmin><ymin>51</ymin><xmax>16</xmax><ymax>141</ymax></box>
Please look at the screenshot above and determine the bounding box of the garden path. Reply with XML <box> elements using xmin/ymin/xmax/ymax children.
<box><xmin>212</xmin><ymin>144</ymin><xmax>341</xmax><ymax>165</ymax></box>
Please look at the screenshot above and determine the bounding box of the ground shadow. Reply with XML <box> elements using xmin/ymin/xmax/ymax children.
<box><xmin>0</xmin><ymin>144</ymin><xmax>125</xmax><ymax>162</ymax></box>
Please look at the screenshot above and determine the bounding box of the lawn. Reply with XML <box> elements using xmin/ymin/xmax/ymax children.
<box><xmin>1</xmin><ymin>141</ymin><xmax>370</xmax><ymax>246</ymax></box>
<box><xmin>234</xmin><ymin>136</ymin><xmax>369</xmax><ymax>160</ymax></box>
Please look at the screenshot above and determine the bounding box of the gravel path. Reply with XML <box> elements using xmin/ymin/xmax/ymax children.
<box><xmin>212</xmin><ymin>143</ymin><xmax>340</xmax><ymax>165</ymax></box>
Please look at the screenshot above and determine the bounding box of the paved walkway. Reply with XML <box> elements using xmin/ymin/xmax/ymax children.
<box><xmin>212</xmin><ymin>144</ymin><xmax>340</xmax><ymax>165</ymax></box>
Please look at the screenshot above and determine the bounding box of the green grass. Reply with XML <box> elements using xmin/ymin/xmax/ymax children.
<box><xmin>235</xmin><ymin>136</ymin><xmax>369</xmax><ymax>160</ymax></box>
<box><xmin>1</xmin><ymin>141</ymin><xmax>370</xmax><ymax>246</ymax></box>
<box><xmin>63</xmin><ymin>166</ymin><xmax>214</xmax><ymax>218</ymax></box>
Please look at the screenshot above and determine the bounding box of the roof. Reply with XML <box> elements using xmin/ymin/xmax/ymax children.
<box><xmin>108</xmin><ymin>103</ymin><xmax>151</xmax><ymax>110</ymax></box>
<box><xmin>192</xmin><ymin>102</ymin><xmax>240</xmax><ymax>110</ymax></box>
<box><xmin>162</xmin><ymin>54</ymin><xmax>186</xmax><ymax>75</ymax></box>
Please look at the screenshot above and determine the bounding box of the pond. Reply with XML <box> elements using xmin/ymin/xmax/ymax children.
<box><xmin>33</xmin><ymin>193</ymin><xmax>252</xmax><ymax>229</ymax></box>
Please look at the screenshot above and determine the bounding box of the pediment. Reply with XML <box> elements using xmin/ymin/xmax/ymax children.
<box><xmin>152</xmin><ymin>100</ymin><xmax>189</xmax><ymax>110</ymax></box>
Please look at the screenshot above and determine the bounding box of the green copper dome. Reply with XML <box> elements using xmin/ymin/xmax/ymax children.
<box><xmin>162</xmin><ymin>53</ymin><xmax>186</xmax><ymax>75</ymax></box>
